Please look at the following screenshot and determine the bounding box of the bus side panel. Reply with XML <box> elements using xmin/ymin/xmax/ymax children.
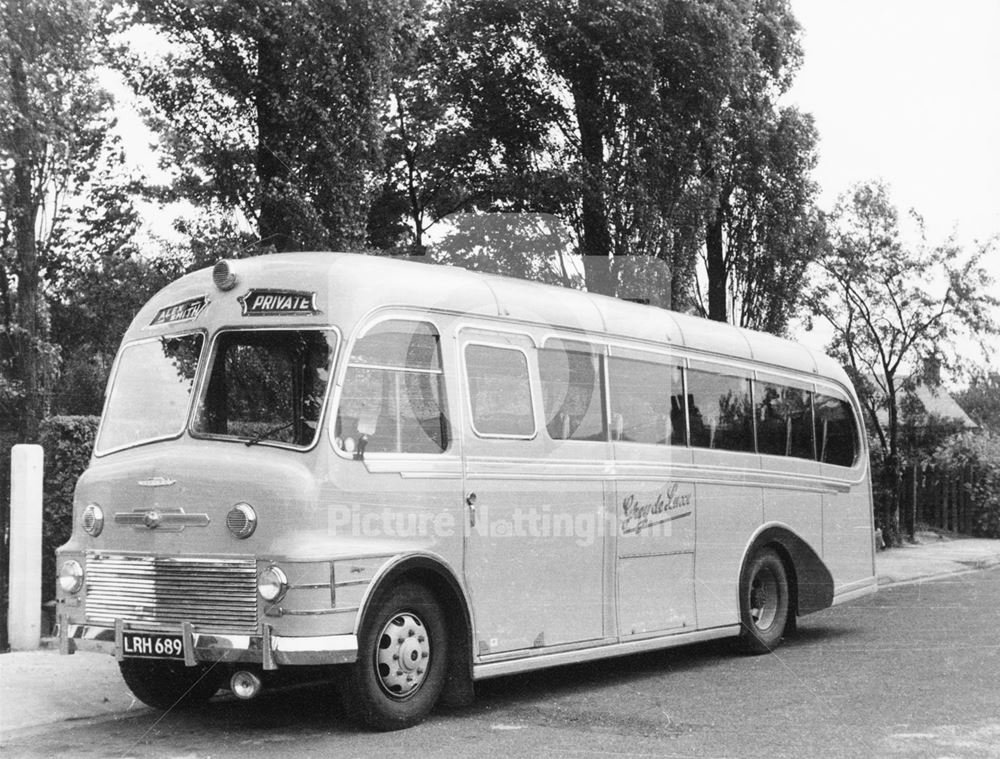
<box><xmin>763</xmin><ymin>489</ymin><xmax>823</xmax><ymax>559</ymax></box>
<box><xmin>693</xmin><ymin>480</ymin><xmax>763</xmax><ymax>629</ymax></box>
<box><xmin>823</xmin><ymin>474</ymin><xmax>877</xmax><ymax>590</ymax></box>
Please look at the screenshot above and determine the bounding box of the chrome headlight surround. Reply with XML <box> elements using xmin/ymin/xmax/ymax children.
<box><xmin>226</xmin><ymin>503</ymin><xmax>257</xmax><ymax>539</ymax></box>
<box><xmin>81</xmin><ymin>503</ymin><xmax>104</xmax><ymax>537</ymax></box>
<box><xmin>58</xmin><ymin>559</ymin><xmax>84</xmax><ymax>594</ymax></box>
<box><xmin>257</xmin><ymin>565</ymin><xmax>288</xmax><ymax>603</ymax></box>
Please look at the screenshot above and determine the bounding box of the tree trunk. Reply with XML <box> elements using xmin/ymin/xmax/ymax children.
<box><xmin>8</xmin><ymin>44</ymin><xmax>42</xmax><ymax>442</ymax></box>
<box><xmin>705</xmin><ymin>193</ymin><xmax>728</xmax><ymax>322</ymax></box>
<box><xmin>256</xmin><ymin>31</ymin><xmax>292</xmax><ymax>252</ymax></box>
<box><xmin>882</xmin><ymin>381</ymin><xmax>902</xmax><ymax>546</ymax></box>
<box><xmin>572</xmin><ymin>73</ymin><xmax>613</xmax><ymax>295</ymax></box>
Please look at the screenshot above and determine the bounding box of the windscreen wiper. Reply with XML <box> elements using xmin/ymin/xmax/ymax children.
<box><xmin>244</xmin><ymin>420</ymin><xmax>295</xmax><ymax>446</ymax></box>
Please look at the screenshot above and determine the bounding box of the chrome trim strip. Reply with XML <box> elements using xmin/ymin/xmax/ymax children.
<box><xmin>473</xmin><ymin>626</ymin><xmax>739</xmax><ymax>680</ymax></box>
<box><xmin>833</xmin><ymin>577</ymin><xmax>878</xmax><ymax>604</ymax></box>
<box><xmin>113</xmin><ymin>510</ymin><xmax>211</xmax><ymax>530</ymax></box>
<box><xmin>278</xmin><ymin>607</ymin><xmax>358</xmax><ymax>616</ymax></box>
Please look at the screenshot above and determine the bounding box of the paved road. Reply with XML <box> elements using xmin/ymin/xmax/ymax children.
<box><xmin>3</xmin><ymin>568</ymin><xmax>999</xmax><ymax>759</ymax></box>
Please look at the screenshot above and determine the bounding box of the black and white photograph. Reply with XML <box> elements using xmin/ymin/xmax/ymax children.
<box><xmin>1</xmin><ymin>1</ymin><xmax>998</xmax><ymax>756</ymax></box>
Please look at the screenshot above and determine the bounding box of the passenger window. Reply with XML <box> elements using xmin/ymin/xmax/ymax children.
<box><xmin>608</xmin><ymin>357</ymin><xmax>684</xmax><ymax>445</ymax></box>
<box><xmin>539</xmin><ymin>341</ymin><xmax>606</xmax><ymax>441</ymax></box>
<box><xmin>336</xmin><ymin>320</ymin><xmax>448</xmax><ymax>454</ymax></box>
<box><xmin>465</xmin><ymin>344</ymin><xmax>535</xmax><ymax>437</ymax></box>
<box><xmin>755</xmin><ymin>382</ymin><xmax>815</xmax><ymax>459</ymax></box>
<box><xmin>687</xmin><ymin>368</ymin><xmax>754</xmax><ymax>452</ymax></box>
<box><xmin>815</xmin><ymin>393</ymin><xmax>857</xmax><ymax>466</ymax></box>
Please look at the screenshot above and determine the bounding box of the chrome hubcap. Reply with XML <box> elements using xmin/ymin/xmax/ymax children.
<box><xmin>749</xmin><ymin>567</ymin><xmax>779</xmax><ymax>630</ymax></box>
<box><xmin>375</xmin><ymin>612</ymin><xmax>430</xmax><ymax>700</ymax></box>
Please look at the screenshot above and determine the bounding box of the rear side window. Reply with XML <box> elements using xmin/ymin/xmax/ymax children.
<box><xmin>756</xmin><ymin>382</ymin><xmax>815</xmax><ymax>460</ymax></box>
<box><xmin>539</xmin><ymin>341</ymin><xmax>606</xmax><ymax>441</ymax></box>
<box><xmin>465</xmin><ymin>344</ymin><xmax>535</xmax><ymax>437</ymax></box>
<box><xmin>815</xmin><ymin>392</ymin><xmax>858</xmax><ymax>466</ymax></box>
<box><xmin>687</xmin><ymin>368</ymin><xmax>754</xmax><ymax>452</ymax></box>
<box><xmin>336</xmin><ymin>320</ymin><xmax>448</xmax><ymax>454</ymax></box>
<box><xmin>608</xmin><ymin>357</ymin><xmax>685</xmax><ymax>445</ymax></box>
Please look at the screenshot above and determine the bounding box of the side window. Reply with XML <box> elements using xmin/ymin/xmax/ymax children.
<box><xmin>465</xmin><ymin>344</ymin><xmax>535</xmax><ymax>437</ymax></box>
<box><xmin>335</xmin><ymin>320</ymin><xmax>448</xmax><ymax>455</ymax></box>
<box><xmin>815</xmin><ymin>392</ymin><xmax>858</xmax><ymax>466</ymax></box>
<box><xmin>687</xmin><ymin>368</ymin><xmax>754</xmax><ymax>452</ymax></box>
<box><xmin>539</xmin><ymin>341</ymin><xmax>606</xmax><ymax>441</ymax></box>
<box><xmin>608</xmin><ymin>357</ymin><xmax>685</xmax><ymax>445</ymax></box>
<box><xmin>755</xmin><ymin>381</ymin><xmax>815</xmax><ymax>460</ymax></box>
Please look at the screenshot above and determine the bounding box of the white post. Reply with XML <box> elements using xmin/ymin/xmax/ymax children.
<box><xmin>9</xmin><ymin>444</ymin><xmax>44</xmax><ymax>650</ymax></box>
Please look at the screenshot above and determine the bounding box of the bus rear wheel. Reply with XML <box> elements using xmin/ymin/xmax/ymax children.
<box><xmin>736</xmin><ymin>548</ymin><xmax>790</xmax><ymax>654</ymax></box>
<box><xmin>339</xmin><ymin>581</ymin><xmax>448</xmax><ymax>731</ymax></box>
<box><xmin>118</xmin><ymin>659</ymin><xmax>224</xmax><ymax>710</ymax></box>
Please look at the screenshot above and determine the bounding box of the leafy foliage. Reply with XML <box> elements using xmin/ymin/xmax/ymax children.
<box><xmin>1</xmin><ymin>0</ymin><xmax>115</xmax><ymax>439</ymax></box>
<box><xmin>807</xmin><ymin>181</ymin><xmax>999</xmax><ymax>544</ymax></box>
<box><xmin>954</xmin><ymin>372</ymin><xmax>1000</xmax><ymax>433</ymax></box>
<box><xmin>39</xmin><ymin>415</ymin><xmax>99</xmax><ymax>602</ymax></box>
<box><xmin>930</xmin><ymin>431</ymin><xmax>1000</xmax><ymax>538</ymax></box>
<box><xmin>114</xmin><ymin>0</ymin><xmax>406</xmax><ymax>251</ymax></box>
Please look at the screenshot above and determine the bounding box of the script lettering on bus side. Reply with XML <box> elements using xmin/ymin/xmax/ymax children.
<box><xmin>238</xmin><ymin>289</ymin><xmax>318</xmax><ymax>316</ymax></box>
<box><xmin>620</xmin><ymin>482</ymin><xmax>692</xmax><ymax>535</ymax></box>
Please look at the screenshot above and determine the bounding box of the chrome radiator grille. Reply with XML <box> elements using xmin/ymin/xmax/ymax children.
<box><xmin>85</xmin><ymin>553</ymin><xmax>258</xmax><ymax>632</ymax></box>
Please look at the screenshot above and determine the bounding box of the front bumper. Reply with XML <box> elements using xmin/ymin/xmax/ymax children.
<box><xmin>60</xmin><ymin>620</ymin><xmax>358</xmax><ymax>669</ymax></box>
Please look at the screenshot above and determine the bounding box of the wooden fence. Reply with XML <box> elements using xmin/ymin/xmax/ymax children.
<box><xmin>900</xmin><ymin>463</ymin><xmax>977</xmax><ymax>535</ymax></box>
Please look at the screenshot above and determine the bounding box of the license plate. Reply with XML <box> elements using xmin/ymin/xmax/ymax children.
<box><xmin>121</xmin><ymin>631</ymin><xmax>185</xmax><ymax>660</ymax></box>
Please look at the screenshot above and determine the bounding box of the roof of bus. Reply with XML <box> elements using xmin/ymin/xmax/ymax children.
<box><xmin>128</xmin><ymin>251</ymin><xmax>848</xmax><ymax>386</ymax></box>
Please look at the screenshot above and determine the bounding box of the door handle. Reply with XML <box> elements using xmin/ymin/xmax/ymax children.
<box><xmin>466</xmin><ymin>492</ymin><xmax>477</xmax><ymax>528</ymax></box>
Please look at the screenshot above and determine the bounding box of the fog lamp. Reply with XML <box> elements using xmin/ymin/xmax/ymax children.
<box><xmin>257</xmin><ymin>565</ymin><xmax>288</xmax><ymax>602</ymax></box>
<box><xmin>58</xmin><ymin>560</ymin><xmax>84</xmax><ymax>594</ymax></box>
<box><xmin>230</xmin><ymin>670</ymin><xmax>263</xmax><ymax>700</ymax></box>
<box><xmin>81</xmin><ymin>503</ymin><xmax>104</xmax><ymax>537</ymax></box>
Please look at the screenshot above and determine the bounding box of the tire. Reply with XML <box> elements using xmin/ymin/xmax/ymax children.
<box><xmin>339</xmin><ymin>581</ymin><xmax>448</xmax><ymax>731</ymax></box>
<box><xmin>736</xmin><ymin>548</ymin><xmax>790</xmax><ymax>654</ymax></box>
<box><xmin>118</xmin><ymin>658</ymin><xmax>225</xmax><ymax>710</ymax></box>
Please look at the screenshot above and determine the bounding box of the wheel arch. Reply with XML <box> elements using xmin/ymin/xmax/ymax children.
<box><xmin>357</xmin><ymin>552</ymin><xmax>475</xmax><ymax>708</ymax></box>
<box><xmin>740</xmin><ymin>523</ymin><xmax>834</xmax><ymax>617</ymax></box>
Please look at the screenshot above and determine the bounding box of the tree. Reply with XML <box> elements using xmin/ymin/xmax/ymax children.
<box><xmin>116</xmin><ymin>0</ymin><xmax>405</xmax><ymax>252</ymax></box>
<box><xmin>1</xmin><ymin>0</ymin><xmax>113</xmax><ymax>441</ymax></box>
<box><xmin>807</xmin><ymin>181</ymin><xmax>999</xmax><ymax>546</ymax></box>
<box><xmin>698</xmin><ymin>0</ymin><xmax>822</xmax><ymax>329</ymax></box>
<box><xmin>444</xmin><ymin>0</ymin><xmax>742</xmax><ymax>302</ymax></box>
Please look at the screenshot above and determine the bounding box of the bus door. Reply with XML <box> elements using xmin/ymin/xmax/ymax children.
<box><xmin>607</xmin><ymin>350</ymin><xmax>697</xmax><ymax>637</ymax></box>
<box><xmin>459</xmin><ymin>329</ymin><xmax>606</xmax><ymax>656</ymax></box>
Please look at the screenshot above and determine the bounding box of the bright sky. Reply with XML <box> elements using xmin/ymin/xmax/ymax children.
<box><xmin>784</xmin><ymin>0</ymin><xmax>1000</xmax><ymax>377</ymax></box>
<box><xmin>786</xmin><ymin>0</ymin><xmax>1000</xmax><ymax>247</ymax></box>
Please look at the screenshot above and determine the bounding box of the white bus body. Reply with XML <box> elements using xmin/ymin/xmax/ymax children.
<box><xmin>56</xmin><ymin>252</ymin><xmax>876</xmax><ymax>729</ymax></box>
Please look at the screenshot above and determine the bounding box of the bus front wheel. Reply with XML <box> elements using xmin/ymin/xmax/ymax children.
<box><xmin>339</xmin><ymin>581</ymin><xmax>448</xmax><ymax>730</ymax></box>
<box><xmin>736</xmin><ymin>548</ymin><xmax>790</xmax><ymax>654</ymax></box>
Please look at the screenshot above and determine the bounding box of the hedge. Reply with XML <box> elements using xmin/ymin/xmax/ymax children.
<box><xmin>930</xmin><ymin>430</ymin><xmax>1000</xmax><ymax>538</ymax></box>
<box><xmin>39</xmin><ymin>415</ymin><xmax>100</xmax><ymax>603</ymax></box>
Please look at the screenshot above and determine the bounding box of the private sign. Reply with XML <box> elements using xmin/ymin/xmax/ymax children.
<box><xmin>238</xmin><ymin>289</ymin><xmax>318</xmax><ymax>317</ymax></box>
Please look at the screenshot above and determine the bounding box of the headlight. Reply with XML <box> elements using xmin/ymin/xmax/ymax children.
<box><xmin>58</xmin><ymin>560</ymin><xmax>84</xmax><ymax>594</ymax></box>
<box><xmin>226</xmin><ymin>503</ymin><xmax>257</xmax><ymax>539</ymax></box>
<box><xmin>257</xmin><ymin>565</ymin><xmax>288</xmax><ymax>602</ymax></box>
<box><xmin>81</xmin><ymin>503</ymin><xmax>104</xmax><ymax>537</ymax></box>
